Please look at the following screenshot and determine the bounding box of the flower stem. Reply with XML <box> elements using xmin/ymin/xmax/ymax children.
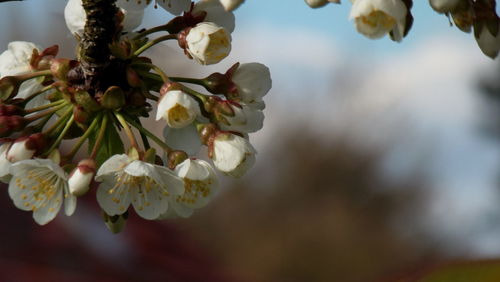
<box><xmin>133</xmin><ymin>34</ymin><xmax>177</xmax><ymax>56</ymax></box>
<box><xmin>17</xmin><ymin>69</ymin><xmax>53</xmax><ymax>82</ymax></box>
<box><xmin>64</xmin><ymin>113</ymin><xmax>102</xmax><ymax>161</ymax></box>
<box><xmin>25</xmin><ymin>102</ymin><xmax>69</xmax><ymax>122</ymax></box>
<box><xmin>43</xmin><ymin>106</ymin><xmax>73</xmax><ymax>135</ymax></box>
<box><xmin>43</xmin><ymin>114</ymin><xmax>75</xmax><ymax>157</ymax></box>
<box><xmin>90</xmin><ymin>113</ymin><xmax>109</xmax><ymax>159</ymax></box>
<box><xmin>115</xmin><ymin>112</ymin><xmax>139</xmax><ymax>150</ymax></box>
<box><xmin>24</xmin><ymin>99</ymin><xmax>65</xmax><ymax>114</ymax></box>
<box><xmin>179</xmin><ymin>84</ymin><xmax>208</xmax><ymax>103</ymax></box>
<box><xmin>133</xmin><ymin>24</ymin><xmax>168</xmax><ymax>40</ymax></box>
<box><xmin>22</xmin><ymin>85</ymin><xmax>55</xmax><ymax>105</ymax></box>
<box><xmin>170</xmin><ymin>76</ymin><xmax>204</xmax><ymax>86</ymax></box>
<box><xmin>122</xmin><ymin>114</ymin><xmax>172</xmax><ymax>153</ymax></box>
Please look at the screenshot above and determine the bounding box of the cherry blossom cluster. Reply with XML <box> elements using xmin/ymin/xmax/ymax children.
<box><xmin>0</xmin><ymin>0</ymin><xmax>271</xmax><ymax>232</ymax></box>
<box><xmin>305</xmin><ymin>0</ymin><xmax>500</xmax><ymax>59</ymax></box>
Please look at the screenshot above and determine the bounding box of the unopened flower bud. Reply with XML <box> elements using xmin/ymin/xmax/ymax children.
<box><xmin>7</xmin><ymin>138</ymin><xmax>36</xmax><ymax>162</ymax></box>
<box><xmin>68</xmin><ymin>159</ymin><xmax>96</xmax><ymax>196</ymax></box>
<box><xmin>7</xmin><ymin>115</ymin><xmax>26</xmax><ymax>132</ymax></box>
<box><xmin>0</xmin><ymin>104</ymin><xmax>23</xmax><ymax>116</ymax></box>
<box><xmin>230</xmin><ymin>63</ymin><xmax>272</xmax><ymax>103</ymax></box>
<box><xmin>156</xmin><ymin>89</ymin><xmax>201</xmax><ymax>128</ymax></box>
<box><xmin>182</xmin><ymin>22</ymin><xmax>231</xmax><ymax>65</ymax></box>
<box><xmin>210</xmin><ymin>132</ymin><xmax>256</xmax><ymax>177</ymax></box>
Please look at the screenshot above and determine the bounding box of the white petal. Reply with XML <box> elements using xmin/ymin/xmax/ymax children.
<box><xmin>64</xmin><ymin>191</ymin><xmax>77</xmax><ymax>216</ymax></box>
<box><xmin>193</xmin><ymin>0</ymin><xmax>235</xmax><ymax>33</ymax></box>
<box><xmin>157</xmin><ymin>0</ymin><xmax>191</xmax><ymax>15</ymax></box>
<box><xmin>232</xmin><ymin>63</ymin><xmax>272</xmax><ymax>103</ymax></box>
<box><xmin>156</xmin><ymin>166</ymin><xmax>185</xmax><ymax>195</ymax></box>
<box><xmin>96</xmin><ymin>174</ymin><xmax>132</xmax><ymax>216</ymax></box>
<box><xmin>131</xmin><ymin>182</ymin><xmax>169</xmax><ymax>220</ymax></box>
<box><xmin>33</xmin><ymin>188</ymin><xmax>63</xmax><ymax>225</ymax></box>
<box><xmin>95</xmin><ymin>154</ymin><xmax>130</xmax><ymax>180</ymax></box>
<box><xmin>170</xmin><ymin>200</ymin><xmax>195</xmax><ymax>218</ymax></box>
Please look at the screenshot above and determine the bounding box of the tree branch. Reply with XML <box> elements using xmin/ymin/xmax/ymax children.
<box><xmin>80</xmin><ymin>0</ymin><xmax>119</xmax><ymax>93</ymax></box>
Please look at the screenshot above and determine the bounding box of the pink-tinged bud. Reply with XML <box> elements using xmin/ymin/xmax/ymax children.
<box><xmin>0</xmin><ymin>104</ymin><xmax>23</xmax><ymax>116</ymax></box>
<box><xmin>68</xmin><ymin>159</ymin><xmax>96</xmax><ymax>196</ymax></box>
<box><xmin>7</xmin><ymin>116</ymin><xmax>26</xmax><ymax>131</ymax></box>
<box><xmin>7</xmin><ymin>138</ymin><xmax>36</xmax><ymax>162</ymax></box>
<box><xmin>0</xmin><ymin>117</ymin><xmax>13</xmax><ymax>136</ymax></box>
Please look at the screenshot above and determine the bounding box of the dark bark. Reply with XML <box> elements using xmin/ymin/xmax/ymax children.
<box><xmin>80</xmin><ymin>0</ymin><xmax>119</xmax><ymax>93</ymax></box>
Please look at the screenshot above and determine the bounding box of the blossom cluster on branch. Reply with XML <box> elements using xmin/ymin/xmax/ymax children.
<box><xmin>0</xmin><ymin>0</ymin><xmax>271</xmax><ymax>232</ymax></box>
<box><xmin>305</xmin><ymin>0</ymin><xmax>500</xmax><ymax>58</ymax></box>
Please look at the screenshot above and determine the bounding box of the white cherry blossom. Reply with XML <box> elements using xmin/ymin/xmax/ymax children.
<box><xmin>168</xmin><ymin>158</ymin><xmax>218</xmax><ymax>217</ymax></box>
<box><xmin>349</xmin><ymin>0</ymin><xmax>407</xmax><ymax>41</ymax></box>
<box><xmin>211</xmin><ymin>133</ymin><xmax>256</xmax><ymax>177</ymax></box>
<box><xmin>185</xmin><ymin>22</ymin><xmax>232</xmax><ymax>65</ymax></box>
<box><xmin>8</xmin><ymin>158</ymin><xmax>76</xmax><ymax>225</ymax></box>
<box><xmin>156</xmin><ymin>89</ymin><xmax>201</xmax><ymax>128</ymax></box>
<box><xmin>95</xmin><ymin>154</ymin><xmax>184</xmax><ymax>220</ymax></box>
<box><xmin>231</xmin><ymin>63</ymin><xmax>272</xmax><ymax>103</ymax></box>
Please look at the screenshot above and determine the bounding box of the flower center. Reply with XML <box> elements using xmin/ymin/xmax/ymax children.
<box><xmin>16</xmin><ymin>168</ymin><xmax>60</xmax><ymax>212</ymax></box>
<box><xmin>361</xmin><ymin>10</ymin><xmax>395</xmax><ymax>30</ymax></box>
<box><xmin>168</xmin><ymin>103</ymin><xmax>190</xmax><ymax>124</ymax></box>
<box><xmin>176</xmin><ymin>178</ymin><xmax>212</xmax><ymax>204</ymax></box>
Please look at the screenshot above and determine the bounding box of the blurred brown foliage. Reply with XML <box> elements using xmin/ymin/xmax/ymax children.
<box><xmin>178</xmin><ymin>129</ymin><xmax>440</xmax><ymax>282</ymax></box>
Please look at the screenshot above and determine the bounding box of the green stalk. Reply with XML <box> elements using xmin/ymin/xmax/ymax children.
<box><xmin>22</xmin><ymin>85</ymin><xmax>55</xmax><ymax>105</ymax></box>
<box><xmin>90</xmin><ymin>114</ymin><xmax>109</xmax><ymax>159</ymax></box>
<box><xmin>25</xmin><ymin>102</ymin><xmax>69</xmax><ymax>122</ymax></box>
<box><xmin>122</xmin><ymin>114</ymin><xmax>172</xmax><ymax>153</ymax></box>
<box><xmin>170</xmin><ymin>76</ymin><xmax>204</xmax><ymax>86</ymax></box>
<box><xmin>133</xmin><ymin>24</ymin><xmax>168</xmax><ymax>40</ymax></box>
<box><xmin>115</xmin><ymin>112</ymin><xmax>139</xmax><ymax>150</ymax></box>
<box><xmin>43</xmin><ymin>114</ymin><xmax>75</xmax><ymax>157</ymax></box>
<box><xmin>43</xmin><ymin>106</ymin><xmax>73</xmax><ymax>135</ymax></box>
<box><xmin>24</xmin><ymin>99</ymin><xmax>65</xmax><ymax>114</ymax></box>
<box><xmin>133</xmin><ymin>34</ymin><xmax>177</xmax><ymax>56</ymax></box>
<box><xmin>64</xmin><ymin>114</ymin><xmax>102</xmax><ymax>161</ymax></box>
